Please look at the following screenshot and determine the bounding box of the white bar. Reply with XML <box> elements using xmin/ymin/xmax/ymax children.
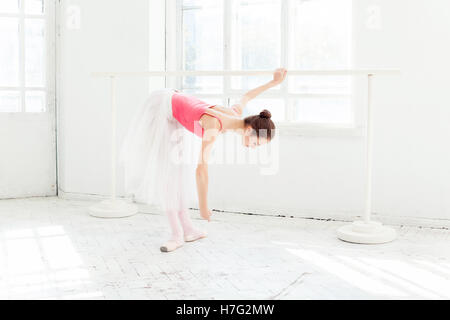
<box><xmin>223</xmin><ymin>0</ymin><xmax>231</xmax><ymax>101</ymax></box>
<box><xmin>17</xmin><ymin>1</ymin><xmax>23</xmax><ymax>112</ymax></box>
<box><xmin>110</xmin><ymin>76</ymin><xmax>117</xmax><ymax>200</ymax></box>
<box><xmin>281</xmin><ymin>0</ymin><xmax>290</xmax><ymax>122</ymax></box>
<box><xmin>0</xmin><ymin>86</ymin><xmax>46</xmax><ymax>91</ymax></box>
<box><xmin>188</xmin><ymin>92</ymin><xmax>352</xmax><ymax>99</ymax></box>
<box><xmin>0</xmin><ymin>13</ymin><xmax>46</xmax><ymax>18</ymax></box>
<box><xmin>364</xmin><ymin>74</ymin><xmax>374</xmax><ymax>222</ymax></box>
<box><xmin>92</xmin><ymin>69</ymin><xmax>401</xmax><ymax>78</ymax></box>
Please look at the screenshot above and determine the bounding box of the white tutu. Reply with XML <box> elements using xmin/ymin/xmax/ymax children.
<box><xmin>119</xmin><ymin>89</ymin><xmax>200</xmax><ymax>212</ymax></box>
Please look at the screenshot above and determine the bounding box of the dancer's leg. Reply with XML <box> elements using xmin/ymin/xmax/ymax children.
<box><xmin>160</xmin><ymin>209</ymin><xmax>184</xmax><ymax>252</ymax></box>
<box><xmin>178</xmin><ymin>209</ymin><xmax>207</xmax><ymax>242</ymax></box>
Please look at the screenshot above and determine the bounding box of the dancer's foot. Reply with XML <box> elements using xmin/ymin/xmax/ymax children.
<box><xmin>199</xmin><ymin>209</ymin><xmax>212</xmax><ymax>221</ymax></box>
<box><xmin>160</xmin><ymin>239</ymin><xmax>183</xmax><ymax>252</ymax></box>
<box><xmin>184</xmin><ymin>229</ymin><xmax>207</xmax><ymax>242</ymax></box>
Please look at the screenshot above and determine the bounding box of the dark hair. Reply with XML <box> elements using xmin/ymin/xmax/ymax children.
<box><xmin>243</xmin><ymin>109</ymin><xmax>276</xmax><ymax>140</ymax></box>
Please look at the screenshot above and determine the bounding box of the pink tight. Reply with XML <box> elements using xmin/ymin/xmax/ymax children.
<box><xmin>166</xmin><ymin>209</ymin><xmax>205</xmax><ymax>242</ymax></box>
<box><xmin>160</xmin><ymin>168</ymin><xmax>206</xmax><ymax>252</ymax></box>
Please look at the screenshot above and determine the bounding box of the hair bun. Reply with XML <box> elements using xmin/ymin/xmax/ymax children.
<box><xmin>259</xmin><ymin>109</ymin><xmax>272</xmax><ymax>119</ymax></box>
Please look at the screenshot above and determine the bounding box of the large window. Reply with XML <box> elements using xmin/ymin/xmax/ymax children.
<box><xmin>0</xmin><ymin>0</ymin><xmax>52</xmax><ymax>113</ymax></box>
<box><xmin>174</xmin><ymin>0</ymin><xmax>353</xmax><ymax>125</ymax></box>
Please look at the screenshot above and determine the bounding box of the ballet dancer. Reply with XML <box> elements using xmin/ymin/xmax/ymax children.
<box><xmin>120</xmin><ymin>68</ymin><xmax>288</xmax><ymax>252</ymax></box>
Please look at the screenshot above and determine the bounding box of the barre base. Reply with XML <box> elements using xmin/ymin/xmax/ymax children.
<box><xmin>337</xmin><ymin>220</ymin><xmax>396</xmax><ymax>244</ymax></box>
<box><xmin>89</xmin><ymin>199</ymin><xmax>138</xmax><ymax>218</ymax></box>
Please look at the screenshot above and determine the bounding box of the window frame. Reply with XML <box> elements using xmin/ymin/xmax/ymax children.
<box><xmin>167</xmin><ymin>0</ymin><xmax>362</xmax><ymax>136</ymax></box>
<box><xmin>0</xmin><ymin>0</ymin><xmax>55</xmax><ymax>114</ymax></box>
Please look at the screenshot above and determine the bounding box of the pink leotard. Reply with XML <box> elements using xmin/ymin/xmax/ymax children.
<box><xmin>172</xmin><ymin>92</ymin><xmax>223</xmax><ymax>138</ymax></box>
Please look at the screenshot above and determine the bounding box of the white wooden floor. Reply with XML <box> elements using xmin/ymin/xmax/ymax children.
<box><xmin>0</xmin><ymin>197</ymin><xmax>449</xmax><ymax>300</ymax></box>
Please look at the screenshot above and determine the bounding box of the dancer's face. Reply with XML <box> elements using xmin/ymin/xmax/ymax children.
<box><xmin>242</xmin><ymin>127</ymin><xmax>270</xmax><ymax>148</ymax></box>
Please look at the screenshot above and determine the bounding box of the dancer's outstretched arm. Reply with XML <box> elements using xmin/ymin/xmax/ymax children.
<box><xmin>196</xmin><ymin>117</ymin><xmax>221</xmax><ymax>221</ymax></box>
<box><xmin>232</xmin><ymin>68</ymin><xmax>287</xmax><ymax>116</ymax></box>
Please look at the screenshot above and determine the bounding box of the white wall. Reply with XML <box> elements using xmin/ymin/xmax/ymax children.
<box><xmin>353</xmin><ymin>0</ymin><xmax>450</xmax><ymax>222</ymax></box>
<box><xmin>58</xmin><ymin>0</ymin><xmax>450</xmax><ymax>225</ymax></box>
<box><xmin>57</xmin><ymin>0</ymin><xmax>164</xmax><ymax>197</ymax></box>
<box><xmin>0</xmin><ymin>114</ymin><xmax>56</xmax><ymax>198</ymax></box>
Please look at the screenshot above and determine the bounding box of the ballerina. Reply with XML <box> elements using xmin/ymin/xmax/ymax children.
<box><xmin>120</xmin><ymin>68</ymin><xmax>287</xmax><ymax>252</ymax></box>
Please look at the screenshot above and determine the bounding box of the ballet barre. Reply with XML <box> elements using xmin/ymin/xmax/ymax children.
<box><xmin>92</xmin><ymin>69</ymin><xmax>400</xmax><ymax>78</ymax></box>
<box><xmin>89</xmin><ymin>69</ymin><xmax>401</xmax><ymax>245</ymax></box>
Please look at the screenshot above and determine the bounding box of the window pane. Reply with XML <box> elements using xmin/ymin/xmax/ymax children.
<box><xmin>25</xmin><ymin>90</ymin><xmax>46</xmax><ymax>112</ymax></box>
<box><xmin>201</xmin><ymin>97</ymin><xmax>225</xmax><ymax>107</ymax></box>
<box><xmin>290</xmin><ymin>75</ymin><xmax>351</xmax><ymax>94</ymax></box>
<box><xmin>0</xmin><ymin>18</ymin><xmax>20</xmax><ymax>87</ymax></box>
<box><xmin>293</xmin><ymin>98</ymin><xmax>352</xmax><ymax>124</ymax></box>
<box><xmin>182</xmin><ymin>0</ymin><xmax>204</xmax><ymax>6</ymax></box>
<box><xmin>182</xmin><ymin>76</ymin><xmax>222</xmax><ymax>94</ymax></box>
<box><xmin>25</xmin><ymin>0</ymin><xmax>44</xmax><ymax>14</ymax></box>
<box><xmin>241</xmin><ymin>98</ymin><xmax>284</xmax><ymax>122</ymax></box>
<box><xmin>0</xmin><ymin>91</ymin><xmax>21</xmax><ymax>112</ymax></box>
<box><xmin>290</xmin><ymin>0</ymin><xmax>352</xmax><ymax>94</ymax></box>
<box><xmin>182</xmin><ymin>1</ymin><xmax>223</xmax><ymax>93</ymax></box>
<box><xmin>292</xmin><ymin>0</ymin><xmax>352</xmax><ymax>69</ymax></box>
<box><xmin>231</xmin><ymin>0</ymin><xmax>281</xmax><ymax>90</ymax></box>
<box><xmin>25</xmin><ymin>18</ymin><xmax>45</xmax><ymax>87</ymax></box>
<box><xmin>0</xmin><ymin>0</ymin><xmax>19</xmax><ymax>13</ymax></box>
<box><xmin>230</xmin><ymin>75</ymin><xmax>274</xmax><ymax>92</ymax></box>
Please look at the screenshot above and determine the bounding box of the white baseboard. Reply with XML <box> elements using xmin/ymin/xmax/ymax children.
<box><xmin>57</xmin><ymin>190</ymin><xmax>450</xmax><ymax>229</ymax></box>
<box><xmin>208</xmin><ymin>204</ymin><xmax>450</xmax><ymax>229</ymax></box>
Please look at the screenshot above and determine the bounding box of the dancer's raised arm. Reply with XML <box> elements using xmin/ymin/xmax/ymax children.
<box><xmin>232</xmin><ymin>68</ymin><xmax>287</xmax><ymax>116</ymax></box>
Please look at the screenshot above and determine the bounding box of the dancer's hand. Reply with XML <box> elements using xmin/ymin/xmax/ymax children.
<box><xmin>200</xmin><ymin>208</ymin><xmax>212</xmax><ymax>221</ymax></box>
<box><xmin>271</xmin><ymin>68</ymin><xmax>287</xmax><ymax>85</ymax></box>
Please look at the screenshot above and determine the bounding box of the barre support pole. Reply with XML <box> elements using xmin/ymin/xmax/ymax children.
<box><xmin>336</xmin><ymin>74</ymin><xmax>397</xmax><ymax>244</ymax></box>
<box><xmin>89</xmin><ymin>76</ymin><xmax>139</xmax><ymax>218</ymax></box>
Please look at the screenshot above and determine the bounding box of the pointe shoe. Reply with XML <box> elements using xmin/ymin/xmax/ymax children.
<box><xmin>160</xmin><ymin>239</ymin><xmax>183</xmax><ymax>252</ymax></box>
<box><xmin>184</xmin><ymin>230</ymin><xmax>207</xmax><ymax>242</ymax></box>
